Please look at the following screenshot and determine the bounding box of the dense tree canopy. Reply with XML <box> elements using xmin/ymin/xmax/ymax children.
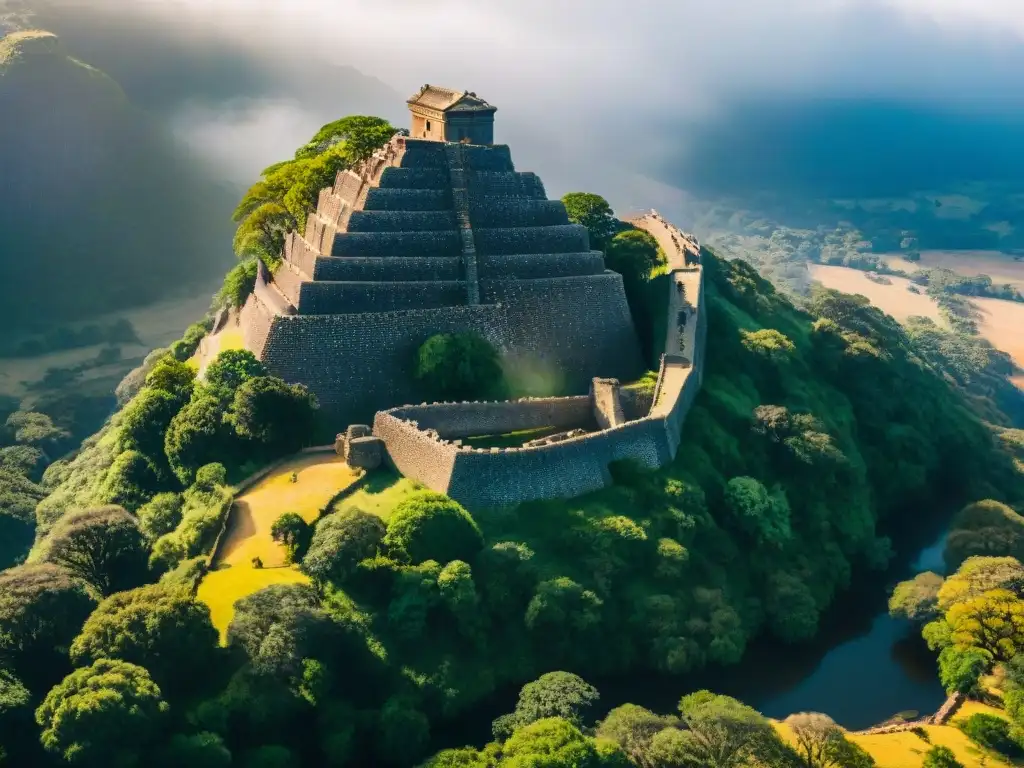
<box><xmin>383</xmin><ymin>492</ymin><xmax>483</xmax><ymax>565</ymax></box>
<box><xmin>561</xmin><ymin>192</ymin><xmax>619</xmax><ymax>250</ymax></box>
<box><xmin>302</xmin><ymin>508</ymin><xmax>385</xmax><ymax>585</ymax></box>
<box><xmin>35</xmin><ymin>658</ymin><xmax>169</xmax><ymax>766</ymax></box>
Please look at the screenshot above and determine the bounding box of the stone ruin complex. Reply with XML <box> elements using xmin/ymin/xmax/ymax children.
<box><xmin>222</xmin><ymin>85</ymin><xmax>706</xmax><ymax>507</ymax></box>
<box><xmin>235</xmin><ymin>85</ymin><xmax>643</xmax><ymax>425</ymax></box>
<box><xmin>371</xmin><ymin>211</ymin><xmax>706</xmax><ymax>508</ymax></box>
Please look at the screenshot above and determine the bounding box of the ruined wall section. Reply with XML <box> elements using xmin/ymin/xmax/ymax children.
<box><xmin>383</xmin><ymin>398</ymin><xmax>594</xmax><ymax>440</ymax></box>
<box><xmin>372</xmin><ymin>212</ymin><xmax>706</xmax><ymax>510</ymax></box>
<box><xmin>257</xmin><ymin>304</ymin><xmax>510</xmax><ymax>425</ymax></box>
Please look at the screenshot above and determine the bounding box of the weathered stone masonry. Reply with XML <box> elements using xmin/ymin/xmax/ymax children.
<box><xmin>373</xmin><ymin>212</ymin><xmax>707</xmax><ymax>509</ymax></box>
<box><xmin>232</xmin><ymin>91</ymin><xmax>643</xmax><ymax>426</ymax></box>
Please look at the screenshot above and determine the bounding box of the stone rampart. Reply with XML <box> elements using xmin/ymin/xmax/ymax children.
<box><xmin>248</xmin><ymin>303</ymin><xmax>512</xmax><ymax>424</ymax></box>
<box><xmin>473</xmin><ymin>225</ymin><xmax>589</xmax><ymax>255</ymax></box>
<box><xmin>363</xmin><ymin>188</ymin><xmax>451</xmax><ymax>211</ymax></box>
<box><xmin>292</xmin><ymin>280</ymin><xmax>468</xmax><ymax>315</ymax></box>
<box><xmin>346</xmin><ymin>210</ymin><xmax>457</xmax><ymax>232</ymax></box>
<box><xmin>468</xmin><ymin>199</ymin><xmax>569</xmax><ymax>228</ymax></box>
<box><xmin>461</xmin><ymin>144</ymin><xmax>515</xmax><ymax>172</ymax></box>
<box><xmin>331</xmin><ymin>230</ymin><xmax>463</xmax><ymax>258</ymax></box>
<box><xmin>312</xmin><ymin>256</ymin><xmax>462</xmax><ymax>282</ymax></box>
<box><xmin>477</xmin><ymin>253</ymin><xmax>605</xmax><ymax>279</ymax></box>
<box><xmin>385</xmin><ymin>397</ymin><xmax>593</xmax><ymax>439</ymax></box>
<box><xmin>370</xmin><ymin>212</ymin><xmax>705</xmax><ymax>509</ymax></box>
<box><xmin>466</xmin><ymin>171</ymin><xmax>546</xmax><ymax>198</ymax></box>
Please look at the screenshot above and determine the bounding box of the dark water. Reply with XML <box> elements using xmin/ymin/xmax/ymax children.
<box><xmin>433</xmin><ymin>524</ymin><xmax>950</xmax><ymax>751</ymax></box>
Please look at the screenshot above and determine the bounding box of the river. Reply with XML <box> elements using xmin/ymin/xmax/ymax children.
<box><xmin>433</xmin><ymin>520</ymin><xmax>951</xmax><ymax>750</ymax></box>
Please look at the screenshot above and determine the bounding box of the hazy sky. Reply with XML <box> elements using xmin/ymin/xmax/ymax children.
<box><xmin>27</xmin><ymin>0</ymin><xmax>1024</xmax><ymax>212</ymax></box>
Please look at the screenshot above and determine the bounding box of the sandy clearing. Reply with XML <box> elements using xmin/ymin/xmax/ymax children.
<box><xmin>807</xmin><ymin>264</ymin><xmax>946</xmax><ymax>325</ymax></box>
<box><xmin>883</xmin><ymin>250</ymin><xmax>1024</xmax><ymax>291</ymax></box>
<box><xmin>974</xmin><ymin>297</ymin><xmax>1024</xmax><ymax>388</ymax></box>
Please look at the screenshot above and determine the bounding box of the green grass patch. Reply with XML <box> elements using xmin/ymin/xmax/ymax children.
<box><xmin>461</xmin><ymin>426</ymin><xmax>565</xmax><ymax>450</ymax></box>
<box><xmin>331</xmin><ymin>471</ymin><xmax>423</xmax><ymax>522</ymax></box>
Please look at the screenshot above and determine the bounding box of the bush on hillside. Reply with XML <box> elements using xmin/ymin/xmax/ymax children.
<box><xmin>383</xmin><ymin>492</ymin><xmax>483</xmax><ymax>565</ymax></box>
<box><xmin>944</xmin><ymin>499</ymin><xmax>1024</xmax><ymax>570</ymax></box>
<box><xmin>958</xmin><ymin>712</ymin><xmax>1022</xmax><ymax>756</ymax></box>
<box><xmin>230</xmin><ymin>377</ymin><xmax>319</xmax><ymax>457</ymax></box>
<box><xmin>302</xmin><ymin>509</ymin><xmax>385</xmax><ymax>584</ymax></box>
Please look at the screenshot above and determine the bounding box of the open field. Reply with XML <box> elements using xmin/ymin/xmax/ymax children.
<box><xmin>807</xmin><ymin>264</ymin><xmax>946</xmax><ymax>325</ymax></box>
<box><xmin>776</xmin><ymin>701</ymin><xmax>1014</xmax><ymax>767</ymax></box>
<box><xmin>883</xmin><ymin>250</ymin><xmax>1024</xmax><ymax>291</ymax></box>
<box><xmin>197</xmin><ymin>565</ymin><xmax>309</xmax><ymax>643</ymax></box>
<box><xmin>975</xmin><ymin>297</ymin><xmax>1024</xmax><ymax>389</ymax></box>
<box><xmin>198</xmin><ymin>452</ymin><xmax>360</xmax><ymax>640</ymax></box>
<box><xmin>331</xmin><ymin>470</ymin><xmax>422</xmax><ymax>522</ymax></box>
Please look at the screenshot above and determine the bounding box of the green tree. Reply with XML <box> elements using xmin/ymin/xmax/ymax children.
<box><xmin>100</xmin><ymin>449</ymin><xmax>161</xmax><ymax>511</ymax></box>
<box><xmin>116</xmin><ymin>388</ymin><xmax>183</xmax><ymax>462</ymax></box>
<box><xmin>944</xmin><ymin>500</ymin><xmax>1024</xmax><ymax>569</ymax></box>
<box><xmin>524</xmin><ymin>578</ymin><xmax>603</xmax><ymax>656</ymax></box>
<box><xmin>741</xmin><ymin>329</ymin><xmax>796</xmax><ymax>363</ymax></box>
<box><xmin>204</xmin><ymin>349</ymin><xmax>267</xmax><ymax>399</ymax></box>
<box><xmin>5</xmin><ymin>411</ymin><xmax>69</xmax><ymax>448</ymax></box>
<box><xmin>144</xmin><ymin>356</ymin><xmax>196</xmax><ymax>400</ymax></box>
<box><xmin>669</xmin><ymin>690</ymin><xmax>788</xmax><ymax>768</ymax></box>
<box><xmin>0</xmin><ymin>444</ymin><xmax>47</xmax><ymax>481</ymax></box>
<box><xmin>0</xmin><ymin>564</ymin><xmax>94</xmax><ymax>686</ymax></box>
<box><xmin>227</xmin><ymin>584</ymin><xmax>325</xmax><ymax>678</ymax></box>
<box><xmin>294</xmin><ymin>115</ymin><xmax>396</xmax><ymax>162</ymax></box>
<box><xmin>958</xmin><ymin>712</ymin><xmax>1020</xmax><ymax>756</ymax></box>
<box><xmin>230</xmin><ymin>376</ymin><xmax>319</xmax><ymax>456</ymax></box>
<box><xmin>415</xmin><ymin>332</ymin><xmax>506</xmax><ymax>402</ymax></box>
<box><xmin>493</xmin><ymin>672</ymin><xmax>600</xmax><ymax>740</ymax></box>
<box><xmin>476</xmin><ymin>540</ymin><xmax>537</xmax><ymax>619</ymax></box>
<box><xmin>271</xmin><ymin>512</ymin><xmax>313</xmax><ymax>564</ymax></box>
<box><xmin>937</xmin><ymin>646</ymin><xmax>988</xmax><ymax>694</ymax></box>
<box><xmin>723</xmin><ymin>476</ymin><xmax>792</xmax><ymax>546</ymax></box>
<box><xmin>157</xmin><ymin>732</ymin><xmax>232</xmax><ymax>768</ymax></box>
<box><xmin>215</xmin><ymin>258</ymin><xmax>259</xmax><ymax>309</ymax></box>
<box><xmin>241</xmin><ymin>745</ymin><xmax>298</xmax><ymax>768</ymax></box>
<box><xmin>137</xmin><ymin>492</ymin><xmax>183</xmax><ymax>541</ymax></box>
<box><xmin>438</xmin><ymin>560</ymin><xmax>481</xmax><ymax>639</ymax></box>
<box><xmin>889</xmin><ymin>571</ymin><xmax>944</xmax><ymax>623</ymax></box>
<box><xmin>766</xmin><ymin>572</ymin><xmax>820</xmax><ymax>642</ymax></box>
<box><xmin>500</xmin><ymin>717</ymin><xmax>616</xmax><ymax>767</ymax></box>
<box><xmin>937</xmin><ymin>557</ymin><xmax>1024</xmax><ymax>610</ymax></box>
<box><xmin>384</xmin><ymin>492</ymin><xmax>484</xmax><ymax>565</ymax></box>
<box><xmin>69</xmin><ymin>584</ymin><xmax>218</xmax><ymax>695</ymax></box>
<box><xmin>376</xmin><ymin>697</ymin><xmax>430</xmax><ymax>765</ymax></box>
<box><xmin>921</xmin><ymin>745</ymin><xmax>964</xmax><ymax>768</ymax></box>
<box><xmin>39</xmin><ymin>505</ymin><xmax>148</xmax><ymax>595</ymax></box>
<box><xmin>595</xmin><ymin>703</ymin><xmax>674</xmax><ymax>766</ymax></box>
<box><xmin>605</xmin><ymin>229</ymin><xmax>663</xmax><ymax>284</ymax></box>
<box><xmin>945</xmin><ymin>588</ymin><xmax>1024</xmax><ymax>660</ymax></box>
<box><xmin>35</xmin><ymin>659</ymin><xmax>169</xmax><ymax>766</ymax></box>
<box><xmin>784</xmin><ymin>712</ymin><xmax>852</xmax><ymax>768</ymax></box>
<box><xmin>0</xmin><ymin>669</ymin><xmax>36</xmax><ymax>766</ymax></box>
<box><xmin>561</xmin><ymin>192</ymin><xmax>618</xmax><ymax>250</ymax></box>
<box><xmin>302</xmin><ymin>508</ymin><xmax>386</xmax><ymax>585</ymax></box>
<box><xmin>164</xmin><ymin>394</ymin><xmax>230</xmax><ymax>485</ymax></box>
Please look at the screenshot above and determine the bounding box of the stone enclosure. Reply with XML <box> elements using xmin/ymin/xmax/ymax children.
<box><xmin>216</xmin><ymin>86</ymin><xmax>706</xmax><ymax>507</ymax></box>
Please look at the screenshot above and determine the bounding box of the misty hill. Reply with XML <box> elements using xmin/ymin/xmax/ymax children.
<box><xmin>0</xmin><ymin>29</ymin><xmax>236</xmax><ymax>333</ymax></box>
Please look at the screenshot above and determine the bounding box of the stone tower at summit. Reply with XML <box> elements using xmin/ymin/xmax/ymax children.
<box><xmin>237</xmin><ymin>86</ymin><xmax>644</xmax><ymax>423</ymax></box>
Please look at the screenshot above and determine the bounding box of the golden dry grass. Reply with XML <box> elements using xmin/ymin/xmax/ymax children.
<box><xmin>808</xmin><ymin>264</ymin><xmax>946</xmax><ymax>325</ymax></box>
<box><xmin>197</xmin><ymin>453</ymin><xmax>359</xmax><ymax>642</ymax></box>
<box><xmin>197</xmin><ymin>565</ymin><xmax>310</xmax><ymax>642</ymax></box>
<box><xmin>218</xmin><ymin>453</ymin><xmax>359</xmax><ymax>567</ymax></box>
<box><xmin>776</xmin><ymin>701</ymin><xmax>1015</xmax><ymax>768</ymax></box>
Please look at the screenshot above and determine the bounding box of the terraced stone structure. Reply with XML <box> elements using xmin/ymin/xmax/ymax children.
<box><xmin>239</xmin><ymin>87</ymin><xmax>642</xmax><ymax>424</ymax></box>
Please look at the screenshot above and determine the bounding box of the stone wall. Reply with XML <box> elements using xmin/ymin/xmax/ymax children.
<box><xmin>370</xmin><ymin>212</ymin><xmax>706</xmax><ymax>510</ymax></box>
<box><xmin>249</xmin><ymin>303</ymin><xmax>511</xmax><ymax>424</ymax></box>
<box><xmin>477</xmin><ymin>253</ymin><xmax>605</xmax><ymax>279</ymax></box>
<box><xmin>384</xmin><ymin>397</ymin><xmax>594</xmax><ymax>439</ymax></box>
<box><xmin>292</xmin><ymin>279</ymin><xmax>468</xmax><ymax>315</ymax></box>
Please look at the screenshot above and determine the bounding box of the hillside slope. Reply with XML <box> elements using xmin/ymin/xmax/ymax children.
<box><xmin>0</xmin><ymin>30</ymin><xmax>235</xmax><ymax>332</ymax></box>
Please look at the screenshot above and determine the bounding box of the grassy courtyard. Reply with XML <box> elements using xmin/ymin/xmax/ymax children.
<box><xmin>197</xmin><ymin>452</ymin><xmax>361</xmax><ymax>640</ymax></box>
<box><xmin>331</xmin><ymin>469</ymin><xmax>422</xmax><ymax>521</ymax></box>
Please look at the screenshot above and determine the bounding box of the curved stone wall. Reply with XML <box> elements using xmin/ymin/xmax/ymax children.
<box><xmin>371</xmin><ymin>211</ymin><xmax>707</xmax><ymax>509</ymax></box>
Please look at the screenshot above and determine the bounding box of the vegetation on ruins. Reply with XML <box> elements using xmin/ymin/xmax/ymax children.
<box><xmin>9</xmin><ymin>223</ymin><xmax>1018</xmax><ymax>765</ymax></box>
<box><xmin>415</xmin><ymin>332</ymin><xmax>508</xmax><ymax>402</ymax></box>
<box><xmin>226</xmin><ymin>115</ymin><xmax>398</xmax><ymax>308</ymax></box>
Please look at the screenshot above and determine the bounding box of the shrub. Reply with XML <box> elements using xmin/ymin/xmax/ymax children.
<box><xmin>302</xmin><ymin>509</ymin><xmax>385</xmax><ymax>584</ymax></box>
<box><xmin>383</xmin><ymin>492</ymin><xmax>483</xmax><ymax>565</ymax></box>
<box><xmin>922</xmin><ymin>745</ymin><xmax>963</xmax><ymax>768</ymax></box>
<box><xmin>958</xmin><ymin>712</ymin><xmax>1021</xmax><ymax>756</ymax></box>
<box><xmin>414</xmin><ymin>332</ymin><xmax>505</xmax><ymax>402</ymax></box>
